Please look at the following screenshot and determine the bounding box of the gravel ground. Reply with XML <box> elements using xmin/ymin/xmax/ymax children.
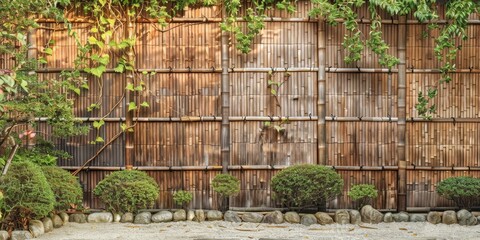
<box><xmin>36</xmin><ymin>221</ymin><xmax>480</xmax><ymax>240</ymax></box>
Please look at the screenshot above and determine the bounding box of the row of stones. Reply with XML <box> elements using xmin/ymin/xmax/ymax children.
<box><xmin>0</xmin><ymin>212</ymin><xmax>69</xmax><ymax>240</ymax></box>
<box><xmin>68</xmin><ymin>205</ymin><xmax>479</xmax><ymax>227</ymax></box>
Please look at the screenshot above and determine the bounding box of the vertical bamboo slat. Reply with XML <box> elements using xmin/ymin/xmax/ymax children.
<box><xmin>397</xmin><ymin>16</ymin><xmax>407</xmax><ymax>212</ymax></box>
<box><xmin>221</xmin><ymin>10</ymin><xmax>230</xmax><ymax>174</ymax></box>
<box><xmin>318</xmin><ymin>19</ymin><xmax>327</xmax><ymax>165</ymax></box>
<box><xmin>125</xmin><ymin>7</ymin><xmax>135</xmax><ymax>170</ymax></box>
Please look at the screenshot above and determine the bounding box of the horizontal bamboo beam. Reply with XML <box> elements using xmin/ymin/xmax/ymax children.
<box><xmin>406</xmin><ymin>166</ymin><xmax>480</xmax><ymax>171</ymax></box>
<box><xmin>61</xmin><ymin>165</ymin><xmax>401</xmax><ymax>171</ymax></box>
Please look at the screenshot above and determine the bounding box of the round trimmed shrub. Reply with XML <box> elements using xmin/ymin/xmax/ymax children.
<box><xmin>0</xmin><ymin>161</ymin><xmax>55</xmax><ymax>218</ymax></box>
<box><xmin>436</xmin><ymin>176</ymin><xmax>480</xmax><ymax>210</ymax></box>
<box><xmin>173</xmin><ymin>190</ymin><xmax>193</xmax><ymax>208</ymax></box>
<box><xmin>93</xmin><ymin>170</ymin><xmax>159</xmax><ymax>213</ymax></box>
<box><xmin>211</xmin><ymin>174</ymin><xmax>240</xmax><ymax>198</ymax></box>
<box><xmin>41</xmin><ymin>166</ymin><xmax>83</xmax><ymax>212</ymax></box>
<box><xmin>271</xmin><ymin>164</ymin><xmax>343</xmax><ymax>209</ymax></box>
<box><xmin>348</xmin><ymin>184</ymin><xmax>378</xmax><ymax>208</ymax></box>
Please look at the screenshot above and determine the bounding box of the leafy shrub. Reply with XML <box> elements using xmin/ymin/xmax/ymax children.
<box><xmin>173</xmin><ymin>190</ymin><xmax>193</xmax><ymax>208</ymax></box>
<box><xmin>0</xmin><ymin>161</ymin><xmax>54</xmax><ymax>219</ymax></box>
<box><xmin>348</xmin><ymin>184</ymin><xmax>378</xmax><ymax>208</ymax></box>
<box><xmin>436</xmin><ymin>176</ymin><xmax>480</xmax><ymax>210</ymax></box>
<box><xmin>211</xmin><ymin>174</ymin><xmax>240</xmax><ymax>197</ymax></box>
<box><xmin>93</xmin><ymin>170</ymin><xmax>159</xmax><ymax>213</ymax></box>
<box><xmin>271</xmin><ymin>164</ymin><xmax>343</xmax><ymax>209</ymax></box>
<box><xmin>42</xmin><ymin>166</ymin><xmax>83</xmax><ymax>212</ymax></box>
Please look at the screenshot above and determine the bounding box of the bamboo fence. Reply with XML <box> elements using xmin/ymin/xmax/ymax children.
<box><xmin>2</xmin><ymin>1</ymin><xmax>479</xmax><ymax>211</ymax></box>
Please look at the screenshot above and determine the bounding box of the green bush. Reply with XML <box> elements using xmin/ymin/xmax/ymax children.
<box><xmin>436</xmin><ymin>176</ymin><xmax>480</xmax><ymax>210</ymax></box>
<box><xmin>348</xmin><ymin>184</ymin><xmax>378</xmax><ymax>208</ymax></box>
<box><xmin>41</xmin><ymin>166</ymin><xmax>83</xmax><ymax>212</ymax></box>
<box><xmin>172</xmin><ymin>190</ymin><xmax>193</xmax><ymax>208</ymax></box>
<box><xmin>93</xmin><ymin>170</ymin><xmax>159</xmax><ymax>213</ymax></box>
<box><xmin>0</xmin><ymin>161</ymin><xmax>54</xmax><ymax>219</ymax></box>
<box><xmin>211</xmin><ymin>174</ymin><xmax>240</xmax><ymax>197</ymax></box>
<box><xmin>271</xmin><ymin>164</ymin><xmax>343</xmax><ymax>209</ymax></box>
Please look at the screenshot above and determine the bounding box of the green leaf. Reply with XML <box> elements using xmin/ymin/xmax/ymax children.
<box><xmin>44</xmin><ymin>47</ymin><xmax>53</xmax><ymax>55</ymax></box>
<box><xmin>120</xmin><ymin>123</ymin><xmax>127</xmax><ymax>131</ymax></box>
<box><xmin>134</xmin><ymin>85</ymin><xmax>143</xmax><ymax>91</ymax></box>
<box><xmin>140</xmin><ymin>101</ymin><xmax>149</xmax><ymax>108</ymax></box>
<box><xmin>93</xmin><ymin>119</ymin><xmax>105</xmax><ymax>129</ymax></box>
<box><xmin>95</xmin><ymin>136</ymin><xmax>105</xmax><ymax>143</ymax></box>
<box><xmin>270</xmin><ymin>89</ymin><xmax>277</xmax><ymax>95</ymax></box>
<box><xmin>125</xmin><ymin>83</ymin><xmax>135</xmax><ymax>91</ymax></box>
<box><xmin>128</xmin><ymin>102</ymin><xmax>137</xmax><ymax>111</ymax></box>
<box><xmin>114</xmin><ymin>64</ymin><xmax>125</xmax><ymax>73</ymax></box>
<box><xmin>88</xmin><ymin>36</ymin><xmax>98</xmax><ymax>45</ymax></box>
<box><xmin>81</xmin><ymin>83</ymin><xmax>89</xmax><ymax>90</ymax></box>
<box><xmin>91</xmin><ymin>65</ymin><xmax>106</xmax><ymax>78</ymax></box>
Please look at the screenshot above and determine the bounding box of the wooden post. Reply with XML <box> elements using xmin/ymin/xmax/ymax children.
<box><xmin>125</xmin><ymin>7</ymin><xmax>135</xmax><ymax>170</ymax></box>
<box><xmin>220</xmin><ymin>10</ymin><xmax>230</xmax><ymax>174</ymax></box>
<box><xmin>397</xmin><ymin>16</ymin><xmax>407</xmax><ymax>212</ymax></box>
<box><xmin>317</xmin><ymin>19</ymin><xmax>327</xmax><ymax>165</ymax></box>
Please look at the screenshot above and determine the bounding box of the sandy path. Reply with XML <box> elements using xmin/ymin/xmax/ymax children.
<box><xmin>36</xmin><ymin>221</ymin><xmax>480</xmax><ymax>240</ymax></box>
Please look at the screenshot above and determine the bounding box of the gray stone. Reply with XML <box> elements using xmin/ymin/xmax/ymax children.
<box><xmin>194</xmin><ymin>210</ymin><xmax>205</xmax><ymax>222</ymax></box>
<box><xmin>206</xmin><ymin>210</ymin><xmax>223</xmax><ymax>221</ymax></box>
<box><xmin>224</xmin><ymin>211</ymin><xmax>242</xmax><ymax>222</ymax></box>
<box><xmin>409</xmin><ymin>214</ymin><xmax>426</xmax><ymax>222</ymax></box>
<box><xmin>284</xmin><ymin>212</ymin><xmax>300</xmax><ymax>224</ymax></box>
<box><xmin>152</xmin><ymin>211</ymin><xmax>173</xmax><ymax>223</ymax></box>
<box><xmin>173</xmin><ymin>210</ymin><xmax>187</xmax><ymax>221</ymax></box>
<box><xmin>442</xmin><ymin>210</ymin><xmax>458</xmax><ymax>225</ymax></box>
<box><xmin>0</xmin><ymin>231</ymin><xmax>8</xmax><ymax>240</ymax></box>
<box><xmin>187</xmin><ymin>210</ymin><xmax>195</xmax><ymax>221</ymax></box>
<box><xmin>11</xmin><ymin>231</ymin><xmax>33</xmax><ymax>240</ymax></box>
<box><xmin>242</xmin><ymin>212</ymin><xmax>263</xmax><ymax>223</ymax></box>
<box><xmin>392</xmin><ymin>212</ymin><xmax>409</xmax><ymax>222</ymax></box>
<box><xmin>87</xmin><ymin>212</ymin><xmax>113</xmax><ymax>223</ymax></box>
<box><xmin>69</xmin><ymin>213</ymin><xmax>87</xmax><ymax>223</ymax></box>
<box><xmin>477</xmin><ymin>216</ymin><xmax>480</xmax><ymax>224</ymax></box>
<box><xmin>134</xmin><ymin>212</ymin><xmax>152</xmax><ymax>224</ymax></box>
<box><xmin>52</xmin><ymin>214</ymin><xmax>63</xmax><ymax>227</ymax></box>
<box><xmin>41</xmin><ymin>217</ymin><xmax>53</xmax><ymax>233</ymax></box>
<box><xmin>113</xmin><ymin>213</ymin><xmax>121</xmax><ymax>223</ymax></box>
<box><xmin>335</xmin><ymin>210</ymin><xmax>350</xmax><ymax>224</ymax></box>
<box><xmin>121</xmin><ymin>212</ymin><xmax>134</xmax><ymax>223</ymax></box>
<box><xmin>457</xmin><ymin>209</ymin><xmax>477</xmax><ymax>226</ymax></box>
<box><xmin>301</xmin><ymin>214</ymin><xmax>318</xmax><ymax>226</ymax></box>
<box><xmin>427</xmin><ymin>211</ymin><xmax>442</xmax><ymax>224</ymax></box>
<box><xmin>262</xmin><ymin>211</ymin><xmax>284</xmax><ymax>224</ymax></box>
<box><xmin>29</xmin><ymin>220</ymin><xmax>44</xmax><ymax>238</ymax></box>
<box><xmin>360</xmin><ymin>205</ymin><xmax>383</xmax><ymax>224</ymax></box>
<box><xmin>315</xmin><ymin>212</ymin><xmax>334</xmax><ymax>225</ymax></box>
<box><xmin>383</xmin><ymin>212</ymin><xmax>393</xmax><ymax>223</ymax></box>
<box><xmin>350</xmin><ymin>210</ymin><xmax>362</xmax><ymax>224</ymax></box>
<box><xmin>59</xmin><ymin>212</ymin><xmax>69</xmax><ymax>223</ymax></box>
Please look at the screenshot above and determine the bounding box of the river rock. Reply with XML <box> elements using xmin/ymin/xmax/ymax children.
<box><xmin>242</xmin><ymin>212</ymin><xmax>263</xmax><ymax>223</ymax></box>
<box><xmin>10</xmin><ymin>231</ymin><xmax>32</xmax><ymax>240</ymax></box>
<box><xmin>301</xmin><ymin>214</ymin><xmax>318</xmax><ymax>226</ymax></box>
<box><xmin>409</xmin><ymin>214</ymin><xmax>426</xmax><ymax>222</ymax></box>
<box><xmin>360</xmin><ymin>205</ymin><xmax>383</xmax><ymax>224</ymax></box>
<box><xmin>427</xmin><ymin>212</ymin><xmax>442</xmax><ymax>224</ymax></box>
<box><xmin>121</xmin><ymin>212</ymin><xmax>134</xmax><ymax>223</ymax></box>
<box><xmin>442</xmin><ymin>210</ymin><xmax>457</xmax><ymax>225</ymax></box>
<box><xmin>315</xmin><ymin>212</ymin><xmax>334</xmax><ymax>225</ymax></box>
<box><xmin>350</xmin><ymin>210</ymin><xmax>362</xmax><ymax>224</ymax></box>
<box><xmin>134</xmin><ymin>212</ymin><xmax>152</xmax><ymax>224</ymax></box>
<box><xmin>284</xmin><ymin>212</ymin><xmax>300</xmax><ymax>224</ymax></box>
<box><xmin>392</xmin><ymin>212</ymin><xmax>409</xmax><ymax>222</ymax></box>
<box><xmin>457</xmin><ymin>209</ymin><xmax>477</xmax><ymax>226</ymax></box>
<box><xmin>113</xmin><ymin>213</ymin><xmax>121</xmax><ymax>223</ymax></box>
<box><xmin>335</xmin><ymin>210</ymin><xmax>350</xmax><ymax>224</ymax></box>
<box><xmin>69</xmin><ymin>213</ymin><xmax>87</xmax><ymax>223</ymax></box>
<box><xmin>383</xmin><ymin>212</ymin><xmax>393</xmax><ymax>223</ymax></box>
<box><xmin>51</xmin><ymin>214</ymin><xmax>63</xmax><ymax>228</ymax></box>
<box><xmin>174</xmin><ymin>210</ymin><xmax>187</xmax><ymax>221</ymax></box>
<box><xmin>262</xmin><ymin>211</ymin><xmax>284</xmax><ymax>224</ymax></box>
<box><xmin>0</xmin><ymin>231</ymin><xmax>8</xmax><ymax>240</ymax></box>
<box><xmin>42</xmin><ymin>217</ymin><xmax>53</xmax><ymax>233</ymax></box>
<box><xmin>88</xmin><ymin>212</ymin><xmax>113</xmax><ymax>223</ymax></box>
<box><xmin>59</xmin><ymin>212</ymin><xmax>69</xmax><ymax>223</ymax></box>
<box><xmin>187</xmin><ymin>210</ymin><xmax>195</xmax><ymax>221</ymax></box>
<box><xmin>194</xmin><ymin>210</ymin><xmax>205</xmax><ymax>222</ymax></box>
<box><xmin>224</xmin><ymin>211</ymin><xmax>241</xmax><ymax>222</ymax></box>
<box><xmin>206</xmin><ymin>210</ymin><xmax>223</xmax><ymax>221</ymax></box>
<box><xmin>152</xmin><ymin>211</ymin><xmax>173</xmax><ymax>223</ymax></box>
<box><xmin>29</xmin><ymin>220</ymin><xmax>44</xmax><ymax>237</ymax></box>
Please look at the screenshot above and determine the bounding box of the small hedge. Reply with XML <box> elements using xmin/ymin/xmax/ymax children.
<box><xmin>211</xmin><ymin>174</ymin><xmax>240</xmax><ymax>198</ymax></box>
<box><xmin>271</xmin><ymin>164</ymin><xmax>343</xmax><ymax>209</ymax></box>
<box><xmin>93</xmin><ymin>170</ymin><xmax>159</xmax><ymax>213</ymax></box>
<box><xmin>42</xmin><ymin>166</ymin><xmax>83</xmax><ymax>212</ymax></box>
<box><xmin>173</xmin><ymin>190</ymin><xmax>193</xmax><ymax>208</ymax></box>
<box><xmin>0</xmin><ymin>161</ymin><xmax>55</xmax><ymax>219</ymax></box>
<box><xmin>348</xmin><ymin>184</ymin><xmax>378</xmax><ymax>208</ymax></box>
<box><xmin>436</xmin><ymin>176</ymin><xmax>480</xmax><ymax>210</ymax></box>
